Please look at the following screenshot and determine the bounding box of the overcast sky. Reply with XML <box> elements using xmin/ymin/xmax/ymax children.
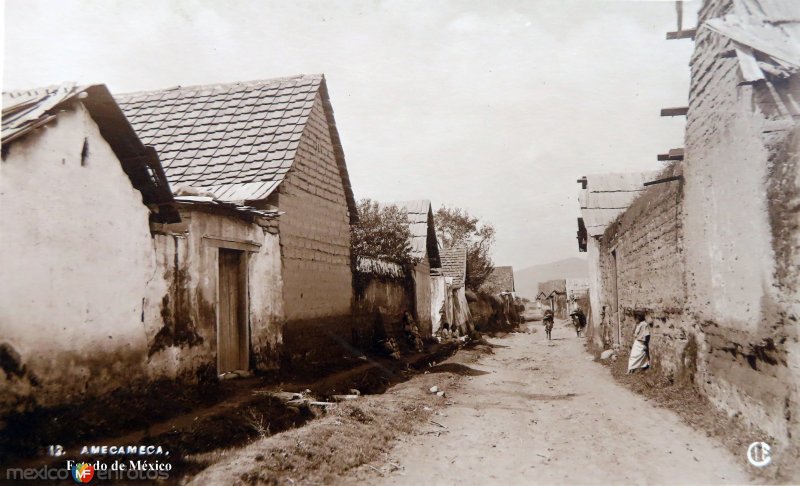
<box><xmin>3</xmin><ymin>0</ymin><xmax>698</xmax><ymax>269</ymax></box>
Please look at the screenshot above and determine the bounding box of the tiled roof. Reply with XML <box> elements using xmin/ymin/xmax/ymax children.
<box><xmin>481</xmin><ymin>266</ymin><xmax>515</xmax><ymax>294</ymax></box>
<box><xmin>391</xmin><ymin>200</ymin><xmax>441</xmax><ymax>267</ymax></box>
<box><xmin>115</xmin><ymin>74</ymin><xmax>357</xmax><ymax>221</ymax></box>
<box><xmin>440</xmin><ymin>245</ymin><xmax>467</xmax><ymax>288</ymax></box>
<box><xmin>578</xmin><ymin>171</ymin><xmax>659</xmax><ymax>237</ymax></box>
<box><xmin>538</xmin><ymin>279</ymin><xmax>566</xmax><ymax>296</ymax></box>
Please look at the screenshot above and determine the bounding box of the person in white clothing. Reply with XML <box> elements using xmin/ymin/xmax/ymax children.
<box><xmin>627</xmin><ymin>313</ymin><xmax>652</xmax><ymax>373</ymax></box>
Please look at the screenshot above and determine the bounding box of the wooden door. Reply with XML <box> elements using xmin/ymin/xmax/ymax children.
<box><xmin>218</xmin><ymin>249</ymin><xmax>248</xmax><ymax>374</ymax></box>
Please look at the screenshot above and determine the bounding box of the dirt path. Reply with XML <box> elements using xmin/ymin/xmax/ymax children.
<box><xmin>358</xmin><ymin>321</ymin><xmax>752</xmax><ymax>485</ymax></box>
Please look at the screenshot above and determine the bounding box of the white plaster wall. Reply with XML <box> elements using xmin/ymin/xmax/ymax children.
<box><xmin>146</xmin><ymin>211</ymin><xmax>284</xmax><ymax>377</ymax></box>
<box><xmin>452</xmin><ymin>287</ymin><xmax>472</xmax><ymax>333</ymax></box>
<box><xmin>0</xmin><ymin>104</ymin><xmax>156</xmax><ymax>409</ymax></box>
<box><xmin>586</xmin><ymin>237</ymin><xmax>604</xmax><ymax>347</ymax></box>
<box><xmin>412</xmin><ymin>260</ymin><xmax>432</xmax><ymax>337</ymax></box>
<box><xmin>248</xmin><ymin>229</ymin><xmax>284</xmax><ymax>370</ymax></box>
<box><xmin>430</xmin><ymin>275</ymin><xmax>447</xmax><ymax>333</ymax></box>
<box><xmin>683</xmin><ymin>88</ymin><xmax>776</xmax><ymax>331</ymax></box>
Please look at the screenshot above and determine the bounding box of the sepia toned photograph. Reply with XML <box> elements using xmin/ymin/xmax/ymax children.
<box><xmin>1</xmin><ymin>0</ymin><xmax>798</xmax><ymax>484</ymax></box>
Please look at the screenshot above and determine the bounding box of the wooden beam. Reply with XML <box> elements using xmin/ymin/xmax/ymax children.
<box><xmin>668</xmin><ymin>148</ymin><xmax>685</xmax><ymax>160</ymax></box>
<box><xmin>657</xmin><ymin>148</ymin><xmax>685</xmax><ymax>161</ymax></box>
<box><xmin>666</xmin><ymin>28</ymin><xmax>697</xmax><ymax>40</ymax></box>
<box><xmin>644</xmin><ymin>175</ymin><xmax>683</xmax><ymax>187</ymax></box>
<box><xmin>660</xmin><ymin>107</ymin><xmax>689</xmax><ymax>117</ymax></box>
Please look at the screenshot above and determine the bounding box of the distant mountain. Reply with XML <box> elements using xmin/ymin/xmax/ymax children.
<box><xmin>514</xmin><ymin>257</ymin><xmax>588</xmax><ymax>299</ymax></box>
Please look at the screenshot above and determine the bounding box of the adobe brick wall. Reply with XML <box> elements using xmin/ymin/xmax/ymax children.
<box><xmin>275</xmin><ymin>91</ymin><xmax>358</xmax><ymax>366</ymax></box>
<box><xmin>277</xmin><ymin>92</ymin><xmax>353</xmax><ymax>322</ymax></box>
<box><xmin>354</xmin><ymin>271</ymin><xmax>414</xmax><ymax>344</ymax></box>
<box><xmin>680</xmin><ymin>0</ymin><xmax>799</xmax><ymax>446</ymax></box>
<box><xmin>594</xmin><ymin>0</ymin><xmax>800</xmax><ymax>451</ymax></box>
<box><xmin>598</xmin><ymin>165</ymin><xmax>688</xmax><ymax>375</ymax></box>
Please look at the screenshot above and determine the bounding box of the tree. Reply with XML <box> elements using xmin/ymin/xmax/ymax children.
<box><xmin>351</xmin><ymin>198</ymin><xmax>413</xmax><ymax>265</ymax></box>
<box><xmin>435</xmin><ymin>206</ymin><xmax>495</xmax><ymax>292</ymax></box>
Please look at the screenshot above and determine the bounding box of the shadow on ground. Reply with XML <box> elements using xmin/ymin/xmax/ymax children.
<box><xmin>427</xmin><ymin>363</ymin><xmax>490</xmax><ymax>376</ymax></box>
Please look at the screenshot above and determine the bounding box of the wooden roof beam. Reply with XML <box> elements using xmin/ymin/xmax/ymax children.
<box><xmin>657</xmin><ymin>148</ymin><xmax>685</xmax><ymax>161</ymax></box>
<box><xmin>660</xmin><ymin>107</ymin><xmax>689</xmax><ymax>117</ymax></box>
<box><xmin>666</xmin><ymin>29</ymin><xmax>697</xmax><ymax>40</ymax></box>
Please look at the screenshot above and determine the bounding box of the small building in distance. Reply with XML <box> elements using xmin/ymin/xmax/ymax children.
<box><xmin>565</xmin><ymin>277</ymin><xmax>590</xmax><ymax>313</ymax></box>
<box><xmin>537</xmin><ymin>279</ymin><xmax>568</xmax><ymax>319</ymax></box>
<box><xmin>391</xmin><ymin>200</ymin><xmax>442</xmax><ymax>337</ymax></box>
<box><xmin>480</xmin><ymin>266</ymin><xmax>516</xmax><ymax>295</ymax></box>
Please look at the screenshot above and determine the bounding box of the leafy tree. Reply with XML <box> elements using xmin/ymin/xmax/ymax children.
<box><xmin>435</xmin><ymin>206</ymin><xmax>495</xmax><ymax>292</ymax></box>
<box><xmin>351</xmin><ymin>198</ymin><xmax>413</xmax><ymax>265</ymax></box>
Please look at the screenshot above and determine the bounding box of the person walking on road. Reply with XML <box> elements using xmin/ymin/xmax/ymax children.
<box><xmin>570</xmin><ymin>308</ymin><xmax>586</xmax><ymax>337</ymax></box>
<box><xmin>543</xmin><ymin>309</ymin><xmax>554</xmax><ymax>340</ymax></box>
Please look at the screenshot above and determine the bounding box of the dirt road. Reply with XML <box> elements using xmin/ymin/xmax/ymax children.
<box><xmin>360</xmin><ymin>321</ymin><xmax>751</xmax><ymax>485</ymax></box>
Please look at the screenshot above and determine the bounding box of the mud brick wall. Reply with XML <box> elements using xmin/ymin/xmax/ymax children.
<box><xmin>598</xmin><ymin>168</ymin><xmax>688</xmax><ymax>376</ymax></box>
<box><xmin>680</xmin><ymin>0</ymin><xmax>800</xmax><ymax>446</ymax></box>
<box><xmin>594</xmin><ymin>0</ymin><xmax>800</xmax><ymax>449</ymax></box>
<box><xmin>277</xmin><ymin>92</ymin><xmax>356</xmax><ymax>365</ymax></box>
<box><xmin>278</xmin><ymin>92</ymin><xmax>353</xmax><ymax>320</ymax></box>
<box><xmin>354</xmin><ymin>270</ymin><xmax>414</xmax><ymax>346</ymax></box>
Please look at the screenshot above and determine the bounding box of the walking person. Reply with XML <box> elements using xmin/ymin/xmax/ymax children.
<box><xmin>570</xmin><ymin>308</ymin><xmax>586</xmax><ymax>338</ymax></box>
<box><xmin>627</xmin><ymin>313</ymin><xmax>652</xmax><ymax>373</ymax></box>
<box><xmin>543</xmin><ymin>309</ymin><xmax>554</xmax><ymax>340</ymax></box>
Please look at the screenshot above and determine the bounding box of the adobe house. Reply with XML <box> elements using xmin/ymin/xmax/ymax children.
<box><xmin>480</xmin><ymin>266</ymin><xmax>516</xmax><ymax>295</ymax></box>
<box><xmin>537</xmin><ymin>280</ymin><xmax>568</xmax><ymax>319</ymax></box>
<box><xmin>117</xmin><ymin>74</ymin><xmax>359</xmax><ymax>365</ymax></box>
<box><xmin>148</xmin><ymin>195</ymin><xmax>283</xmax><ymax>378</ymax></box>
<box><xmin>391</xmin><ymin>200</ymin><xmax>442</xmax><ymax>337</ymax></box>
<box><xmin>1</xmin><ymin>84</ymin><xmax>287</xmax><ymax>421</ymax></box>
<box><xmin>0</xmin><ymin>84</ymin><xmax>178</xmax><ymax>414</ymax></box>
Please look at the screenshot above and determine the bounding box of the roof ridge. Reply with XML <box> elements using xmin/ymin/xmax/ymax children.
<box><xmin>115</xmin><ymin>73</ymin><xmax>324</xmax><ymax>98</ymax></box>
